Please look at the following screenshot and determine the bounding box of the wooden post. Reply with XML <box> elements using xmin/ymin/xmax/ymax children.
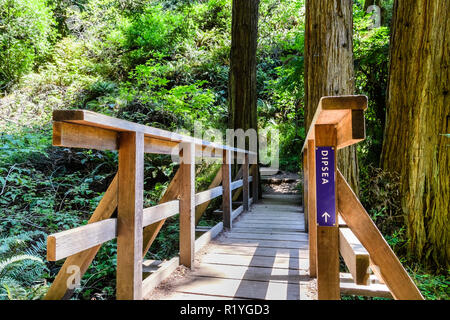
<box><xmin>222</xmin><ymin>150</ymin><xmax>232</xmax><ymax>229</ymax></box>
<box><xmin>303</xmin><ymin>151</ymin><xmax>309</xmax><ymax>233</ymax></box>
<box><xmin>117</xmin><ymin>131</ymin><xmax>144</xmax><ymax>300</ymax></box>
<box><xmin>307</xmin><ymin>139</ymin><xmax>317</xmax><ymax>278</ymax></box>
<box><xmin>252</xmin><ymin>163</ymin><xmax>259</xmax><ymax>203</ymax></box>
<box><xmin>243</xmin><ymin>153</ymin><xmax>249</xmax><ymax>211</ymax></box>
<box><xmin>179</xmin><ymin>142</ymin><xmax>195</xmax><ymax>268</ymax></box>
<box><xmin>315</xmin><ymin>124</ymin><xmax>340</xmax><ymax>300</ymax></box>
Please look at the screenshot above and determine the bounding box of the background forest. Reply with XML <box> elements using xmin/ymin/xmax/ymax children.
<box><xmin>0</xmin><ymin>0</ymin><xmax>448</xmax><ymax>300</ymax></box>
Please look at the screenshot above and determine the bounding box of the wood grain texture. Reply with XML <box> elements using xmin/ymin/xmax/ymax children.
<box><xmin>179</xmin><ymin>142</ymin><xmax>195</xmax><ymax>268</ymax></box>
<box><xmin>307</xmin><ymin>140</ymin><xmax>316</xmax><ymax>278</ymax></box>
<box><xmin>315</xmin><ymin>125</ymin><xmax>339</xmax><ymax>300</ymax></box>
<box><xmin>142</xmin><ymin>200</ymin><xmax>179</xmax><ymax>227</ymax></box>
<box><xmin>336</xmin><ymin>109</ymin><xmax>366</xmax><ymax>149</ymax></box>
<box><xmin>337</xmin><ymin>169</ymin><xmax>424</xmax><ymax>300</ymax></box>
<box><xmin>116</xmin><ymin>131</ymin><xmax>144</xmax><ymax>300</ymax></box>
<box><xmin>195</xmin><ymin>186</ymin><xmax>223</xmax><ymax>207</ymax></box>
<box><xmin>145</xmin><ymin>194</ymin><xmax>313</xmax><ymax>301</ymax></box>
<box><xmin>47</xmin><ymin>219</ymin><xmax>117</xmax><ymax>261</ymax></box>
<box><xmin>304</xmin><ymin>0</ymin><xmax>361</xmax><ymax>194</ymax></box>
<box><xmin>222</xmin><ymin>150</ymin><xmax>232</xmax><ymax>229</ymax></box>
<box><xmin>339</xmin><ymin>227</ymin><xmax>370</xmax><ymax>285</ymax></box>
<box><xmin>53</xmin><ymin>109</ymin><xmax>253</xmax><ymax>155</ymax></box>
<box><xmin>242</xmin><ymin>153</ymin><xmax>249</xmax><ymax>211</ymax></box>
<box><xmin>340</xmin><ymin>282</ymin><xmax>392</xmax><ymax>299</ymax></box>
<box><xmin>301</xmin><ymin>96</ymin><xmax>368</xmax><ymax>152</ymax></box>
<box><xmin>317</xmin><ymin>226</ymin><xmax>340</xmax><ymax>300</ymax></box>
<box><xmin>53</xmin><ymin>121</ymin><xmax>118</xmax><ymax>150</ymax></box>
<box><xmin>228</xmin><ymin>0</ymin><xmax>259</xmax><ymax>136</ymax></box>
<box><xmin>380</xmin><ymin>0</ymin><xmax>449</xmax><ymax>267</ymax></box>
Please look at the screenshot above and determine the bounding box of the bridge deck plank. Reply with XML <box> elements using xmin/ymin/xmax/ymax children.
<box><xmin>145</xmin><ymin>194</ymin><xmax>317</xmax><ymax>300</ymax></box>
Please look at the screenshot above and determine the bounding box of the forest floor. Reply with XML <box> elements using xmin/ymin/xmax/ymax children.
<box><xmin>261</xmin><ymin>171</ymin><xmax>300</xmax><ymax>194</ymax></box>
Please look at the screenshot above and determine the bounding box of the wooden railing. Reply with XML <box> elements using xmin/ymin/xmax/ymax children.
<box><xmin>44</xmin><ymin>110</ymin><xmax>258</xmax><ymax>300</ymax></box>
<box><xmin>302</xmin><ymin>95</ymin><xmax>424</xmax><ymax>300</ymax></box>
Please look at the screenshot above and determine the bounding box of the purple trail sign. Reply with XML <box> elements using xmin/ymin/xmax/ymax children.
<box><xmin>315</xmin><ymin>146</ymin><xmax>336</xmax><ymax>227</ymax></box>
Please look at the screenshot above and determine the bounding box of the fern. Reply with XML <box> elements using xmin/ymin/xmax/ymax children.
<box><xmin>0</xmin><ymin>254</ymin><xmax>43</xmax><ymax>274</ymax></box>
<box><xmin>0</xmin><ymin>231</ymin><xmax>49</xmax><ymax>300</ymax></box>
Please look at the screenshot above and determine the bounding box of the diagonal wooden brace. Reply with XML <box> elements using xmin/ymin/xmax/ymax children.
<box><xmin>44</xmin><ymin>174</ymin><xmax>118</xmax><ymax>300</ymax></box>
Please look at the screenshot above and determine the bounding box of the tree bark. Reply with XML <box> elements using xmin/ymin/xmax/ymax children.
<box><xmin>229</xmin><ymin>0</ymin><xmax>259</xmax><ymax>133</ymax></box>
<box><xmin>381</xmin><ymin>0</ymin><xmax>449</xmax><ymax>268</ymax></box>
<box><xmin>228</xmin><ymin>0</ymin><xmax>260</xmax><ymax>197</ymax></box>
<box><xmin>304</xmin><ymin>0</ymin><xmax>360</xmax><ymax>194</ymax></box>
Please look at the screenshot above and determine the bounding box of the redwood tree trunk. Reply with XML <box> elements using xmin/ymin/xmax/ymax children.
<box><xmin>304</xmin><ymin>0</ymin><xmax>360</xmax><ymax>194</ymax></box>
<box><xmin>229</xmin><ymin>0</ymin><xmax>259</xmax><ymax>133</ymax></box>
<box><xmin>381</xmin><ymin>0</ymin><xmax>449</xmax><ymax>268</ymax></box>
<box><xmin>228</xmin><ymin>0</ymin><xmax>260</xmax><ymax>197</ymax></box>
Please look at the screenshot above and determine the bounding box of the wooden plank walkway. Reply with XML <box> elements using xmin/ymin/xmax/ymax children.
<box><xmin>146</xmin><ymin>194</ymin><xmax>317</xmax><ymax>300</ymax></box>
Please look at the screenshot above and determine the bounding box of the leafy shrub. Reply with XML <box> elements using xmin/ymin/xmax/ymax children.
<box><xmin>122</xmin><ymin>4</ymin><xmax>187</xmax><ymax>67</ymax></box>
<box><xmin>122</xmin><ymin>60</ymin><xmax>219</xmax><ymax>129</ymax></box>
<box><xmin>0</xmin><ymin>0</ymin><xmax>56</xmax><ymax>88</ymax></box>
<box><xmin>195</xmin><ymin>0</ymin><xmax>231</xmax><ymax>32</ymax></box>
<box><xmin>353</xmin><ymin>2</ymin><xmax>391</xmax><ymax>165</ymax></box>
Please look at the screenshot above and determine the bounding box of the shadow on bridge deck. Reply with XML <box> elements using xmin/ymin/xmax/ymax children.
<box><xmin>145</xmin><ymin>193</ymin><xmax>317</xmax><ymax>300</ymax></box>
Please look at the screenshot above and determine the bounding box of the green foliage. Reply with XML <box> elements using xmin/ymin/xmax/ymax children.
<box><xmin>0</xmin><ymin>0</ymin><xmax>447</xmax><ymax>301</ymax></box>
<box><xmin>122</xmin><ymin>4</ymin><xmax>187</xmax><ymax>67</ymax></box>
<box><xmin>0</xmin><ymin>231</ymin><xmax>49</xmax><ymax>300</ymax></box>
<box><xmin>122</xmin><ymin>59</ymin><xmax>219</xmax><ymax>129</ymax></box>
<box><xmin>257</xmin><ymin>0</ymin><xmax>305</xmax><ymax>171</ymax></box>
<box><xmin>69</xmin><ymin>240</ymin><xmax>117</xmax><ymax>300</ymax></box>
<box><xmin>353</xmin><ymin>2</ymin><xmax>391</xmax><ymax>166</ymax></box>
<box><xmin>412</xmin><ymin>271</ymin><xmax>450</xmax><ymax>300</ymax></box>
<box><xmin>0</xmin><ymin>0</ymin><xmax>56</xmax><ymax>89</ymax></box>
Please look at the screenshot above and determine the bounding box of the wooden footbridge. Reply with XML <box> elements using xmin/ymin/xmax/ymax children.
<box><xmin>43</xmin><ymin>96</ymin><xmax>424</xmax><ymax>300</ymax></box>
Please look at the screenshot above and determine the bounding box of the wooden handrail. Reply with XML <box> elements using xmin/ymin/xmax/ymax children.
<box><xmin>302</xmin><ymin>95</ymin><xmax>423</xmax><ymax>300</ymax></box>
<box><xmin>301</xmin><ymin>95</ymin><xmax>367</xmax><ymax>152</ymax></box>
<box><xmin>337</xmin><ymin>170</ymin><xmax>424</xmax><ymax>300</ymax></box>
<box><xmin>45</xmin><ymin>110</ymin><xmax>259</xmax><ymax>300</ymax></box>
<box><xmin>53</xmin><ymin>110</ymin><xmax>255</xmax><ymax>156</ymax></box>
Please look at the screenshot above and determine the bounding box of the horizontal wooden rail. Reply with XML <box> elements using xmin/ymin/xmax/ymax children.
<box><xmin>53</xmin><ymin>110</ymin><xmax>255</xmax><ymax>156</ymax></box>
<box><xmin>47</xmin><ymin>219</ymin><xmax>116</xmax><ymax>261</ymax></box>
<box><xmin>231</xmin><ymin>179</ymin><xmax>243</xmax><ymax>190</ymax></box>
<box><xmin>54</xmin><ymin>121</ymin><xmax>226</xmax><ymax>158</ymax></box>
<box><xmin>47</xmin><ymin>175</ymin><xmax>255</xmax><ymax>262</ymax></box>
<box><xmin>337</xmin><ymin>169</ymin><xmax>424</xmax><ymax>300</ymax></box>
<box><xmin>47</xmin><ymin>110</ymin><xmax>259</xmax><ymax>300</ymax></box>
<box><xmin>142</xmin><ymin>200</ymin><xmax>180</xmax><ymax>227</ymax></box>
<box><xmin>195</xmin><ymin>186</ymin><xmax>223</xmax><ymax>206</ymax></box>
<box><xmin>301</xmin><ymin>95</ymin><xmax>367</xmax><ymax>152</ymax></box>
<box><xmin>340</xmin><ymin>280</ymin><xmax>393</xmax><ymax>299</ymax></box>
<box><xmin>47</xmin><ymin>200</ymin><xmax>180</xmax><ymax>261</ymax></box>
<box><xmin>339</xmin><ymin>227</ymin><xmax>370</xmax><ymax>285</ymax></box>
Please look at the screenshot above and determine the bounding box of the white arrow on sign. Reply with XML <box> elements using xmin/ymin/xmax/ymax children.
<box><xmin>322</xmin><ymin>212</ymin><xmax>331</xmax><ymax>223</ymax></box>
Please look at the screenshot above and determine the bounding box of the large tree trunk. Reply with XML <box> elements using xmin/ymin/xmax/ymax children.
<box><xmin>228</xmin><ymin>0</ymin><xmax>259</xmax><ymax>133</ymax></box>
<box><xmin>304</xmin><ymin>0</ymin><xmax>360</xmax><ymax>194</ymax></box>
<box><xmin>381</xmin><ymin>0</ymin><xmax>449</xmax><ymax>268</ymax></box>
<box><xmin>228</xmin><ymin>0</ymin><xmax>260</xmax><ymax>196</ymax></box>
